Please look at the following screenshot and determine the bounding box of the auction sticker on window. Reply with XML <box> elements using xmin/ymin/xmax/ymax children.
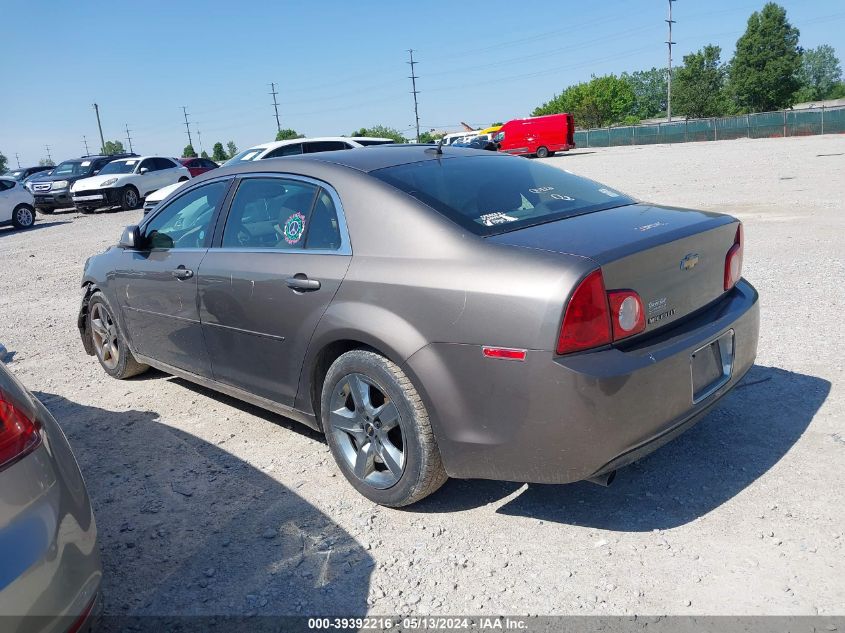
<box><xmin>476</xmin><ymin>212</ymin><xmax>518</xmax><ymax>227</ymax></box>
<box><xmin>283</xmin><ymin>212</ymin><xmax>307</xmax><ymax>244</ymax></box>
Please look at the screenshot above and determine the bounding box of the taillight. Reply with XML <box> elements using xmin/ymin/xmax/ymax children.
<box><xmin>724</xmin><ymin>223</ymin><xmax>743</xmax><ymax>291</ymax></box>
<box><xmin>0</xmin><ymin>391</ymin><xmax>41</xmax><ymax>471</ymax></box>
<box><xmin>556</xmin><ymin>270</ymin><xmax>612</xmax><ymax>355</ymax></box>
<box><xmin>607</xmin><ymin>290</ymin><xmax>646</xmax><ymax>340</ymax></box>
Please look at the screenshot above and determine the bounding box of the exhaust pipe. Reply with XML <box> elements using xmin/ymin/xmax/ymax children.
<box><xmin>586</xmin><ymin>470</ymin><xmax>617</xmax><ymax>487</ymax></box>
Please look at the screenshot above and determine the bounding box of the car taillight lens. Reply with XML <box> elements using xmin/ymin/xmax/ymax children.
<box><xmin>556</xmin><ymin>270</ymin><xmax>612</xmax><ymax>355</ymax></box>
<box><xmin>724</xmin><ymin>223</ymin><xmax>743</xmax><ymax>291</ymax></box>
<box><xmin>607</xmin><ymin>290</ymin><xmax>646</xmax><ymax>340</ymax></box>
<box><xmin>0</xmin><ymin>391</ymin><xmax>41</xmax><ymax>471</ymax></box>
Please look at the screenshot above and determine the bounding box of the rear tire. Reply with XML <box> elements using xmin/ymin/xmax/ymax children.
<box><xmin>87</xmin><ymin>292</ymin><xmax>148</xmax><ymax>379</ymax></box>
<box><xmin>321</xmin><ymin>349</ymin><xmax>447</xmax><ymax>507</ymax></box>
<box><xmin>536</xmin><ymin>146</ymin><xmax>549</xmax><ymax>158</ymax></box>
<box><xmin>120</xmin><ymin>186</ymin><xmax>140</xmax><ymax>211</ymax></box>
<box><xmin>11</xmin><ymin>204</ymin><xmax>36</xmax><ymax>229</ymax></box>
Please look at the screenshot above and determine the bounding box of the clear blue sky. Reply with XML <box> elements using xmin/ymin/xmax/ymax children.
<box><xmin>2</xmin><ymin>0</ymin><xmax>843</xmax><ymax>166</ymax></box>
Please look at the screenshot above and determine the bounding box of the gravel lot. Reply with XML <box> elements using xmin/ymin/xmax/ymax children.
<box><xmin>0</xmin><ymin>134</ymin><xmax>843</xmax><ymax>618</ymax></box>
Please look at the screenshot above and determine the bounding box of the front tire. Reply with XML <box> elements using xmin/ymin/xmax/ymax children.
<box><xmin>87</xmin><ymin>292</ymin><xmax>148</xmax><ymax>379</ymax></box>
<box><xmin>321</xmin><ymin>349</ymin><xmax>447</xmax><ymax>507</ymax></box>
<box><xmin>11</xmin><ymin>204</ymin><xmax>35</xmax><ymax>229</ymax></box>
<box><xmin>536</xmin><ymin>146</ymin><xmax>549</xmax><ymax>158</ymax></box>
<box><xmin>37</xmin><ymin>207</ymin><xmax>54</xmax><ymax>215</ymax></box>
<box><xmin>120</xmin><ymin>186</ymin><xmax>140</xmax><ymax>211</ymax></box>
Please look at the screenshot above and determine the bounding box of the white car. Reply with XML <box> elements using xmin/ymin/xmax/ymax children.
<box><xmin>70</xmin><ymin>156</ymin><xmax>191</xmax><ymax>213</ymax></box>
<box><xmin>0</xmin><ymin>176</ymin><xmax>36</xmax><ymax>230</ymax></box>
<box><xmin>142</xmin><ymin>180</ymin><xmax>187</xmax><ymax>215</ymax></box>
<box><xmin>223</xmin><ymin>136</ymin><xmax>395</xmax><ymax>166</ymax></box>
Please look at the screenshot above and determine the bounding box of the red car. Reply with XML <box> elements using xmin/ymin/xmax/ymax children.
<box><xmin>494</xmin><ymin>113</ymin><xmax>576</xmax><ymax>158</ymax></box>
<box><xmin>179</xmin><ymin>157</ymin><xmax>219</xmax><ymax>178</ymax></box>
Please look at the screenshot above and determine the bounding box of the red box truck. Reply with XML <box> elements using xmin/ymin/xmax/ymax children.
<box><xmin>494</xmin><ymin>113</ymin><xmax>575</xmax><ymax>158</ymax></box>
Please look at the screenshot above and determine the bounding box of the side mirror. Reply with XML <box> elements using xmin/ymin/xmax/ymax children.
<box><xmin>139</xmin><ymin>167</ymin><xmax>149</xmax><ymax>175</ymax></box>
<box><xmin>119</xmin><ymin>225</ymin><xmax>142</xmax><ymax>249</ymax></box>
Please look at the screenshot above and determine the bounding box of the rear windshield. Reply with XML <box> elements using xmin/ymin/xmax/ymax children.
<box><xmin>371</xmin><ymin>155</ymin><xmax>634</xmax><ymax>236</ymax></box>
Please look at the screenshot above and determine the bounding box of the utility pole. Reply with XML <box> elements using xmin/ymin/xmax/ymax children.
<box><xmin>181</xmin><ymin>106</ymin><xmax>193</xmax><ymax>148</ymax></box>
<box><xmin>269</xmin><ymin>82</ymin><xmax>281</xmax><ymax>133</ymax></box>
<box><xmin>666</xmin><ymin>0</ymin><xmax>677</xmax><ymax>122</ymax></box>
<box><xmin>15</xmin><ymin>153</ymin><xmax>21</xmax><ymax>168</ymax></box>
<box><xmin>407</xmin><ymin>49</ymin><xmax>421</xmax><ymax>143</ymax></box>
<box><xmin>83</xmin><ymin>136</ymin><xmax>90</xmax><ymax>155</ymax></box>
<box><xmin>93</xmin><ymin>103</ymin><xmax>106</xmax><ymax>153</ymax></box>
<box><xmin>45</xmin><ymin>145</ymin><xmax>53</xmax><ymax>164</ymax></box>
<box><xmin>124</xmin><ymin>124</ymin><xmax>134</xmax><ymax>153</ymax></box>
<box><xmin>196</xmin><ymin>126</ymin><xmax>204</xmax><ymax>155</ymax></box>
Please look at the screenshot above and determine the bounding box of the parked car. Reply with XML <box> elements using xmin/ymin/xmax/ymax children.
<box><xmin>78</xmin><ymin>145</ymin><xmax>758</xmax><ymax>507</ymax></box>
<box><xmin>0</xmin><ymin>362</ymin><xmax>102</xmax><ymax>629</ymax></box>
<box><xmin>7</xmin><ymin>165</ymin><xmax>54</xmax><ymax>182</ymax></box>
<box><xmin>71</xmin><ymin>156</ymin><xmax>191</xmax><ymax>213</ymax></box>
<box><xmin>28</xmin><ymin>153</ymin><xmax>138</xmax><ymax>214</ymax></box>
<box><xmin>142</xmin><ymin>180</ymin><xmax>186</xmax><ymax>216</ymax></box>
<box><xmin>179</xmin><ymin>157</ymin><xmax>219</xmax><ymax>178</ymax></box>
<box><xmin>495</xmin><ymin>113</ymin><xmax>576</xmax><ymax>158</ymax></box>
<box><xmin>223</xmin><ymin>136</ymin><xmax>395</xmax><ymax>166</ymax></box>
<box><xmin>0</xmin><ymin>177</ymin><xmax>36</xmax><ymax>230</ymax></box>
<box><xmin>453</xmin><ymin>137</ymin><xmax>499</xmax><ymax>151</ymax></box>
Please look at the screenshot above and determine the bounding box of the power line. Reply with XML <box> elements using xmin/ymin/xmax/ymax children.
<box><xmin>125</xmin><ymin>124</ymin><xmax>134</xmax><ymax>153</ymax></box>
<box><xmin>82</xmin><ymin>136</ymin><xmax>90</xmax><ymax>155</ymax></box>
<box><xmin>182</xmin><ymin>106</ymin><xmax>193</xmax><ymax>147</ymax></box>
<box><xmin>666</xmin><ymin>0</ymin><xmax>677</xmax><ymax>122</ymax></box>
<box><xmin>93</xmin><ymin>103</ymin><xmax>106</xmax><ymax>154</ymax></box>
<box><xmin>407</xmin><ymin>49</ymin><xmax>421</xmax><ymax>143</ymax></box>
<box><xmin>269</xmin><ymin>82</ymin><xmax>281</xmax><ymax>132</ymax></box>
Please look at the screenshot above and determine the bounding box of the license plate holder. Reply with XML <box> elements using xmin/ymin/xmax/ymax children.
<box><xmin>690</xmin><ymin>329</ymin><xmax>734</xmax><ymax>403</ymax></box>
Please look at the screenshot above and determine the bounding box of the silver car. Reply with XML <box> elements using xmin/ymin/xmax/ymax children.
<box><xmin>0</xmin><ymin>362</ymin><xmax>101</xmax><ymax>631</ymax></box>
<box><xmin>78</xmin><ymin>145</ymin><xmax>759</xmax><ymax>507</ymax></box>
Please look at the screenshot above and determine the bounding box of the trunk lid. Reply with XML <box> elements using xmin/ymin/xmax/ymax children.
<box><xmin>487</xmin><ymin>203</ymin><xmax>739</xmax><ymax>335</ymax></box>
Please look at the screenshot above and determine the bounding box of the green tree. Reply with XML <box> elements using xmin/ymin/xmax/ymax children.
<box><xmin>200</xmin><ymin>150</ymin><xmax>210</xmax><ymax>159</ymax></box>
<box><xmin>38</xmin><ymin>158</ymin><xmax>53</xmax><ymax>167</ymax></box>
<box><xmin>0</xmin><ymin>151</ymin><xmax>7</xmax><ymax>174</ymax></box>
<box><xmin>621</xmin><ymin>67</ymin><xmax>667</xmax><ymax>119</ymax></box>
<box><xmin>418</xmin><ymin>131</ymin><xmax>443</xmax><ymax>143</ymax></box>
<box><xmin>491</xmin><ymin>121</ymin><xmax>504</xmax><ymax>126</ymax></box>
<box><xmin>673</xmin><ymin>45</ymin><xmax>730</xmax><ymax>118</ymax></box>
<box><xmin>794</xmin><ymin>44</ymin><xmax>842</xmax><ymax>102</ymax></box>
<box><xmin>212</xmin><ymin>142</ymin><xmax>227</xmax><ymax>162</ymax></box>
<box><xmin>533</xmin><ymin>74</ymin><xmax>635</xmax><ymax>128</ymax></box>
<box><xmin>350</xmin><ymin>125</ymin><xmax>406</xmax><ymax>143</ymax></box>
<box><xmin>275</xmin><ymin>128</ymin><xmax>303</xmax><ymax>141</ymax></box>
<box><xmin>182</xmin><ymin>144</ymin><xmax>197</xmax><ymax>158</ymax></box>
<box><xmin>728</xmin><ymin>3</ymin><xmax>801</xmax><ymax>112</ymax></box>
<box><xmin>226</xmin><ymin>141</ymin><xmax>238</xmax><ymax>159</ymax></box>
<box><xmin>102</xmin><ymin>140</ymin><xmax>125</xmax><ymax>155</ymax></box>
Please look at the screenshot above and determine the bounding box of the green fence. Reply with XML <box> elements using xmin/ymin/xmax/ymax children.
<box><xmin>573</xmin><ymin>107</ymin><xmax>845</xmax><ymax>148</ymax></box>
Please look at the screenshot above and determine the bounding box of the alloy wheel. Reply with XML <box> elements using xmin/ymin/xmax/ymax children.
<box><xmin>329</xmin><ymin>373</ymin><xmax>405</xmax><ymax>489</ymax></box>
<box><xmin>16</xmin><ymin>207</ymin><xmax>34</xmax><ymax>227</ymax></box>
<box><xmin>90</xmin><ymin>303</ymin><xmax>120</xmax><ymax>370</ymax></box>
<box><xmin>125</xmin><ymin>189</ymin><xmax>138</xmax><ymax>208</ymax></box>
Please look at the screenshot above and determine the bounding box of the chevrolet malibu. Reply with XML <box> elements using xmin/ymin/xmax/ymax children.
<box><xmin>78</xmin><ymin>146</ymin><xmax>759</xmax><ymax>506</ymax></box>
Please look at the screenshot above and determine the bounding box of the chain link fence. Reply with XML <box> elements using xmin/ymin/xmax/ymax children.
<box><xmin>573</xmin><ymin>106</ymin><xmax>845</xmax><ymax>148</ymax></box>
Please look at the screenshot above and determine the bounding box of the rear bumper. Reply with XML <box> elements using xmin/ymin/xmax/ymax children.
<box><xmin>0</xmin><ymin>397</ymin><xmax>102</xmax><ymax>627</ymax></box>
<box><xmin>405</xmin><ymin>279</ymin><xmax>759</xmax><ymax>484</ymax></box>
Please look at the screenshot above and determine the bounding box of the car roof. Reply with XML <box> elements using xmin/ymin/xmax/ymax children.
<box><xmin>245</xmin><ymin>136</ymin><xmax>394</xmax><ymax>153</ymax></box>
<box><xmin>216</xmin><ymin>144</ymin><xmax>503</xmax><ymax>177</ymax></box>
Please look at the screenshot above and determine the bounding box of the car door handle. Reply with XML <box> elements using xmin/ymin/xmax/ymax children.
<box><xmin>171</xmin><ymin>267</ymin><xmax>193</xmax><ymax>280</ymax></box>
<box><xmin>285</xmin><ymin>275</ymin><xmax>321</xmax><ymax>291</ymax></box>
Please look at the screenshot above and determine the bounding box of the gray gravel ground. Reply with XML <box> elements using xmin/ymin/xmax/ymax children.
<box><xmin>0</xmin><ymin>134</ymin><xmax>843</xmax><ymax>617</ymax></box>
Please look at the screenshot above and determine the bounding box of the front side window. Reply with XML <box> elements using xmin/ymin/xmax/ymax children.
<box><xmin>143</xmin><ymin>180</ymin><xmax>228</xmax><ymax>249</ymax></box>
<box><xmin>221</xmin><ymin>178</ymin><xmax>320</xmax><ymax>250</ymax></box>
<box><xmin>371</xmin><ymin>155</ymin><xmax>635</xmax><ymax>236</ymax></box>
<box><xmin>263</xmin><ymin>143</ymin><xmax>303</xmax><ymax>159</ymax></box>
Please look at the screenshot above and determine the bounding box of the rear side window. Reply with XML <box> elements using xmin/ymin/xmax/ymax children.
<box><xmin>154</xmin><ymin>157</ymin><xmax>177</xmax><ymax>170</ymax></box>
<box><xmin>371</xmin><ymin>155</ymin><xmax>634</xmax><ymax>236</ymax></box>
<box><xmin>222</xmin><ymin>178</ymin><xmax>318</xmax><ymax>250</ymax></box>
<box><xmin>304</xmin><ymin>141</ymin><xmax>348</xmax><ymax>153</ymax></box>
